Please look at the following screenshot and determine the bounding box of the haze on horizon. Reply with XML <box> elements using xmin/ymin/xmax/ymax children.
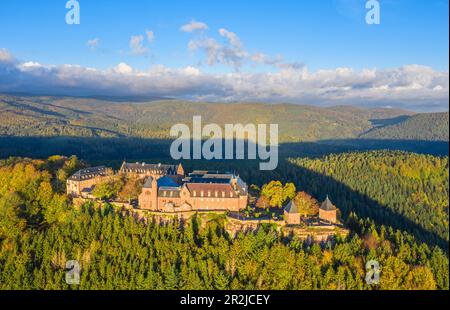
<box><xmin>0</xmin><ymin>0</ymin><xmax>448</xmax><ymax>112</ymax></box>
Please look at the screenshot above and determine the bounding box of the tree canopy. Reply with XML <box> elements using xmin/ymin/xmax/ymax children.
<box><xmin>0</xmin><ymin>154</ymin><xmax>448</xmax><ymax>290</ymax></box>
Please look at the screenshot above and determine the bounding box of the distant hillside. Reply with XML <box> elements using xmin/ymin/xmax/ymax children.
<box><xmin>0</xmin><ymin>94</ymin><xmax>420</xmax><ymax>143</ymax></box>
<box><xmin>361</xmin><ymin>112</ymin><xmax>449</xmax><ymax>141</ymax></box>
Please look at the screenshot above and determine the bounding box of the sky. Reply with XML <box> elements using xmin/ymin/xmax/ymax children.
<box><xmin>0</xmin><ymin>0</ymin><xmax>449</xmax><ymax>111</ymax></box>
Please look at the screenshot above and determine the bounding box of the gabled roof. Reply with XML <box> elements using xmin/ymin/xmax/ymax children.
<box><xmin>190</xmin><ymin>170</ymin><xmax>233</xmax><ymax>176</ymax></box>
<box><xmin>284</xmin><ymin>200</ymin><xmax>298</xmax><ymax>214</ymax></box>
<box><xmin>186</xmin><ymin>177</ymin><xmax>231</xmax><ymax>184</ymax></box>
<box><xmin>143</xmin><ymin>176</ymin><xmax>180</xmax><ymax>189</ymax></box>
<box><xmin>81</xmin><ymin>186</ymin><xmax>94</xmax><ymax>193</ymax></box>
<box><xmin>120</xmin><ymin>162</ymin><xmax>178</xmax><ymax>174</ymax></box>
<box><xmin>68</xmin><ymin>166</ymin><xmax>108</xmax><ymax>181</ymax></box>
<box><xmin>183</xmin><ymin>171</ymin><xmax>248</xmax><ymax>194</ymax></box>
<box><xmin>320</xmin><ymin>196</ymin><xmax>336</xmax><ymax>211</ymax></box>
<box><xmin>157</xmin><ymin>176</ymin><xmax>179</xmax><ymax>188</ymax></box>
<box><xmin>143</xmin><ymin>177</ymin><xmax>154</xmax><ymax>188</ymax></box>
<box><xmin>235</xmin><ymin>176</ymin><xmax>248</xmax><ymax>194</ymax></box>
<box><xmin>186</xmin><ymin>171</ymin><xmax>235</xmax><ymax>183</ymax></box>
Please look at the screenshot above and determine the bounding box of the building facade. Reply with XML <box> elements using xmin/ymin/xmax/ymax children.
<box><xmin>138</xmin><ymin>171</ymin><xmax>248</xmax><ymax>212</ymax></box>
<box><xmin>283</xmin><ymin>196</ymin><xmax>339</xmax><ymax>225</ymax></box>
<box><xmin>66</xmin><ymin>166</ymin><xmax>114</xmax><ymax>197</ymax></box>
<box><xmin>284</xmin><ymin>200</ymin><xmax>301</xmax><ymax>225</ymax></box>
<box><xmin>319</xmin><ymin>196</ymin><xmax>338</xmax><ymax>224</ymax></box>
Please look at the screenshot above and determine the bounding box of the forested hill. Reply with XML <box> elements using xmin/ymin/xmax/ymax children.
<box><xmin>0</xmin><ymin>153</ymin><xmax>448</xmax><ymax>289</ymax></box>
<box><xmin>0</xmin><ymin>94</ymin><xmax>415</xmax><ymax>142</ymax></box>
<box><xmin>361</xmin><ymin>112</ymin><xmax>449</xmax><ymax>141</ymax></box>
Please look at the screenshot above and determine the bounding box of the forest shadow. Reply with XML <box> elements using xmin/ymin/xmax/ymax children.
<box><xmin>280</xmin><ymin>159</ymin><xmax>449</xmax><ymax>251</ymax></box>
<box><xmin>358</xmin><ymin>115</ymin><xmax>411</xmax><ymax>136</ymax></box>
<box><xmin>369</xmin><ymin>115</ymin><xmax>411</xmax><ymax>128</ymax></box>
<box><xmin>2</xmin><ymin>99</ymin><xmax>67</xmax><ymax>118</ymax></box>
<box><xmin>0</xmin><ymin>136</ymin><xmax>447</xmax><ymax>162</ymax></box>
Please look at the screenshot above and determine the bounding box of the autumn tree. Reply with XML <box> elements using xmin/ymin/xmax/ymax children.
<box><xmin>118</xmin><ymin>176</ymin><xmax>144</xmax><ymax>202</ymax></box>
<box><xmin>255</xmin><ymin>196</ymin><xmax>269</xmax><ymax>209</ymax></box>
<box><xmin>294</xmin><ymin>191</ymin><xmax>319</xmax><ymax>217</ymax></box>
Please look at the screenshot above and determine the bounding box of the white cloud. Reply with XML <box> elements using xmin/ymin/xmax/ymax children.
<box><xmin>180</xmin><ymin>20</ymin><xmax>208</xmax><ymax>32</ymax></box>
<box><xmin>0</xmin><ymin>48</ymin><xmax>16</xmax><ymax>64</ymax></box>
<box><xmin>114</xmin><ymin>63</ymin><xmax>133</xmax><ymax>74</ymax></box>
<box><xmin>218</xmin><ymin>28</ymin><xmax>242</xmax><ymax>49</ymax></box>
<box><xmin>182</xmin><ymin>66</ymin><xmax>201</xmax><ymax>76</ymax></box>
<box><xmin>251</xmin><ymin>53</ymin><xmax>285</xmax><ymax>66</ymax></box>
<box><xmin>0</xmin><ymin>48</ymin><xmax>448</xmax><ymax>111</ymax></box>
<box><xmin>19</xmin><ymin>61</ymin><xmax>44</xmax><ymax>71</ymax></box>
<box><xmin>188</xmin><ymin>28</ymin><xmax>249</xmax><ymax>70</ymax></box>
<box><xmin>145</xmin><ymin>30</ymin><xmax>154</xmax><ymax>42</ymax></box>
<box><xmin>188</xmin><ymin>38</ymin><xmax>222</xmax><ymax>66</ymax></box>
<box><xmin>87</xmin><ymin>38</ymin><xmax>100</xmax><ymax>50</ymax></box>
<box><xmin>187</xmin><ymin>27</ymin><xmax>290</xmax><ymax>71</ymax></box>
<box><xmin>130</xmin><ymin>35</ymin><xmax>148</xmax><ymax>55</ymax></box>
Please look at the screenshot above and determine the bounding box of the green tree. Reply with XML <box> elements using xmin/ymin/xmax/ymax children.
<box><xmin>261</xmin><ymin>181</ymin><xmax>296</xmax><ymax>208</ymax></box>
<box><xmin>0</xmin><ymin>192</ymin><xmax>26</xmax><ymax>239</ymax></box>
<box><xmin>92</xmin><ymin>179</ymin><xmax>122</xmax><ymax>200</ymax></box>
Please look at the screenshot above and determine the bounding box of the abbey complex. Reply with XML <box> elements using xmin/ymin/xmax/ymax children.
<box><xmin>66</xmin><ymin>162</ymin><xmax>338</xmax><ymax>226</ymax></box>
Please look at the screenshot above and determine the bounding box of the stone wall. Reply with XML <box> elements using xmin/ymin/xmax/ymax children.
<box><xmin>284</xmin><ymin>225</ymin><xmax>349</xmax><ymax>242</ymax></box>
<box><xmin>225</xmin><ymin>217</ymin><xmax>284</xmax><ymax>237</ymax></box>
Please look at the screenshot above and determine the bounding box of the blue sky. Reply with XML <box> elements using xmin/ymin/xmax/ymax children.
<box><xmin>0</xmin><ymin>0</ymin><xmax>448</xmax><ymax>111</ymax></box>
<box><xmin>1</xmin><ymin>0</ymin><xmax>448</xmax><ymax>71</ymax></box>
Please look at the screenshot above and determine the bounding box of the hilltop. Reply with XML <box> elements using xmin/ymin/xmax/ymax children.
<box><xmin>360</xmin><ymin>112</ymin><xmax>449</xmax><ymax>141</ymax></box>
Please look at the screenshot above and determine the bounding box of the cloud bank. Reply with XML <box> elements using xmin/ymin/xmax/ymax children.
<box><xmin>0</xmin><ymin>48</ymin><xmax>448</xmax><ymax>111</ymax></box>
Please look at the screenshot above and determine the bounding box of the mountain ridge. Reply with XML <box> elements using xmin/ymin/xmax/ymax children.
<box><xmin>1</xmin><ymin>94</ymin><xmax>446</xmax><ymax>143</ymax></box>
